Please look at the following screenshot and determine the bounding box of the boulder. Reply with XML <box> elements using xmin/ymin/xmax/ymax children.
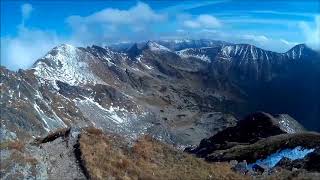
<box><xmin>251</xmin><ymin>164</ymin><xmax>266</xmax><ymax>174</ymax></box>
<box><xmin>231</xmin><ymin>160</ymin><xmax>248</xmax><ymax>174</ymax></box>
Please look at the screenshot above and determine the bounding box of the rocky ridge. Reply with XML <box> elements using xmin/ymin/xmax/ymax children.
<box><xmin>1</xmin><ymin>39</ymin><xmax>320</xmax><ymax>179</ymax></box>
<box><xmin>186</xmin><ymin>112</ymin><xmax>320</xmax><ymax>178</ymax></box>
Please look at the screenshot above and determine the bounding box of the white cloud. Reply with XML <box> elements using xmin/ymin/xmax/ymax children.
<box><xmin>162</xmin><ymin>1</ymin><xmax>228</xmax><ymax>13</ymax></box>
<box><xmin>241</xmin><ymin>35</ymin><xmax>299</xmax><ymax>52</ymax></box>
<box><xmin>238</xmin><ymin>34</ymin><xmax>299</xmax><ymax>52</ymax></box>
<box><xmin>1</xmin><ymin>2</ymin><xmax>171</xmax><ymax>70</ymax></box>
<box><xmin>198</xmin><ymin>15</ymin><xmax>221</xmax><ymax>27</ymax></box>
<box><xmin>194</xmin><ymin>32</ymin><xmax>299</xmax><ymax>52</ymax></box>
<box><xmin>67</xmin><ymin>2</ymin><xmax>165</xmax><ymax>26</ymax></box>
<box><xmin>66</xmin><ymin>2</ymin><xmax>167</xmax><ymax>45</ymax></box>
<box><xmin>299</xmin><ymin>15</ymin><xmax>320</xmax><ymax>50</ymax></box>
<box><xmin>68</xmin><ymin>3</ymin><xmax>164</xmax><ymax>26</ymax></box>
<box><xmin>242</xmin><ymin>34</ymin><xmax>269</xmax><ymax>43</ymax></box>
<box><xmin>176</xmin><ymin>29</ymin><xmax>185</xmax><ymax>33</ymax></box>
<box><xmin>280</xmin><ymin>39</ymin><xmax>298</xmax><ymax>46</ymax></box>
<box><xmin>280</xmin><ymin>39</ymin><xmax>291</xmax><ymax>45</ymax></box>
<box><xmin>183</xmin><ymin>14</ymin><xmax>221</xmax><ymax>29</ymax></box>
<box><xmin>1</xmin><ymin>2</ymin><xmax>313</xmax><ymax>71</ymax></box>
<box><xmin>1</xmin><ymin>27</ymin><xmax>61</xmax><ymax>70</ymax></box>
<box><xmin>21</xmin><ymin>3</ymin><xmax>33</xmax><ymax>23</ymax></box>
<box><xmin>1</xmin><ymin>3</ymin><xmax>62</xmax><ymax>70</ymax></box>
<box><xmin>184</xmin><ymin>20</ymin><xmax>201</xmax><ymax>28</ymax></box>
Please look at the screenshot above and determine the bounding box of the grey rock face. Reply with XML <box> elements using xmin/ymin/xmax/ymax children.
<box><xmin>1</xmin><ymin>39</ymin><xmax>319</xmax><ymax>179</ymax></box>
<box><xmin>1</xmin><ymin>41</ymin><xmax>319</xmax><ymax>146</ymax></box>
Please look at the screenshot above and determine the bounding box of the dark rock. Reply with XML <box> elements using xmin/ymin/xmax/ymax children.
<box><xmin>252</xmin><ymin>164</ymin><xmax>266</xmax><ymax>174</ymax></box>
<box><xmin>184</xmin><ymin>145</ymin><xmax>197</xmax><ymax>153</ymax></box>
<box><xmin>275</xmin><ymin>148</ymin><xmax>320</xmax><ymax>172</ymax></box>
<box><xmin>33</xmin><ymin>128</ymin><xmax>71</xmax><ymax>145</ymax></box>
<box><xmin>205</xmin><ymin>133</ymin><xmax>320</xmax><ymax>163</ymax></box>
<box><xmin>126</xmin><ymin>43</ymin><xmax>143</xmax><ymax>58</ymax></box>
<box><xmin>276</xmin><ymin>157</ymin><xmax>305</xmax><ymax>170</ymax></box>
<box><xmin>304</xmin><ymin>148</ymin><xmax>320</xmax><ymax>172</ymax></box>
<box><xmin>188</xmin><ymin>112</ymin><xmax>291</xmax><ymax>157</ymax></box>
<box><xmin>276</xmin><ymin>157</ymin><xmax>298</xmax><ymax>170</ymax></box>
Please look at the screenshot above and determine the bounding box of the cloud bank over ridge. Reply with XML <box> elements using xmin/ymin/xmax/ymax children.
<box><xmin>1</xmin><ymin>1</ymin><xmax>318</xmax><ymax>70</ymax></box>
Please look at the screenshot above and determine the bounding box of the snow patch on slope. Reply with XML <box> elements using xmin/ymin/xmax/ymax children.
<box><xmin>33</xmin><ymin>103</ymin><xmax>66</xmax><ymax>132</ymax></box>
<box><xmin>33</xmin><ymin>44</ymin><xmax>104</xmax><ymax>86</ymax></box>
<box><xmin>176</xmin><ymin>48</ymin><xmax>211</xmax><ymax>62</ymax></box>
<box><xmin>73</xmin><ymin>96</ymin><xmax>157</xmax><ymax>141</ymax></box>
<box><xmin>285</xmin><ymin>45</ymin><xmax>305</xmax><ymax>59</ymax></box>
<box><xmin>135</xmin><ymin>54</ymin><xmax>154</xmax><ymax>70</ymax></box>
<box><xmin>74</xmin><ymin>97</ymin><xmax>128</xmax><ymax>124</ymax></box>
<box><xmin>248</xmin><ymin>146</ymin><xmax>314</xmax><ymax>169</ymax></box>
<box><xmin>147</xmin><ymin>41</ymin><xmax>171</xmax><ymax>52</ymax></box>
<box><xmin>221</xmin><ymin>46</ymin><xmax>234</xmax><ymax>57</ymax></box>
<box><xmin>276</xmin><ymin>114</ymin><xmax>305</xmax><ymax>134</ymax></box>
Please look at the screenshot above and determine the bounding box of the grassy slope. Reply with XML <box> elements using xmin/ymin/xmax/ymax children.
<box><xmin>79</xmin><ymin>128</ymin><xmax>248</xmax><ymax>180</ymax></box>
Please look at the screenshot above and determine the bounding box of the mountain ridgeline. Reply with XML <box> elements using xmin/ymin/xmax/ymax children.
<box><xmin>1</xmin><ymin>39</ymin><xmax>319</xmax><ymax>147</ymax></box>
<box><xmin>120</xmin><ymin>40</ymin><xmax>320</xmax><ymax>132</ymax></box>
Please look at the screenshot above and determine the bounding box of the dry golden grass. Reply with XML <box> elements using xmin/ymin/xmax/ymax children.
<box><xmin>261</xmin><ymin>168</ymin><xmax>320</xmax><ymax>180</ymax></box>
<box><xmin>79</xmin><ymin>129</ymin><xmax>249</xmax><ymax>180</ymax></box>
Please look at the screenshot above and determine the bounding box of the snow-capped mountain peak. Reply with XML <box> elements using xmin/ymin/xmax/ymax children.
<box><xmin>176</xmin><ymin>48</ymin><xmax>211</xmax><ymax>62</ymax></box>
<box><xmin>285</xmin><ymin>44</ymin><xmax>310</xmax><ymax>60</ymax></box>
<box><xmin>44</xmin><ymin>44</ymin><xmax>77</xmax><ymax>63</ymax></box>
<box><xmin>146</xmin><ymin>41</ymin><xmax>171</xmax><ymax>52</ymax></box>
<box><xmin>32</xmin><ymin>44</ymin><xmax>104</xmax><ymax>87</ymax></box>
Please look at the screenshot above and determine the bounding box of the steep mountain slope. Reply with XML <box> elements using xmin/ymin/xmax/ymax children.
<box><xmin>0</xmin><ymin>42</ymin><xmax>238</xmax><ymax>146</ymax></box>
<box><xmin>171</xmin><ymin>43</ymin><xmax>320</xmax><ymax>131</ymax></box>
<box><xmin>1</xmin><ymin>40</ymin><xmax>319</xmax><ymax>148</ymax></box>
<box><xmin>0</xmin><ymin>127</ymin><xmax>248</xmax><ymax>179</ymax></box>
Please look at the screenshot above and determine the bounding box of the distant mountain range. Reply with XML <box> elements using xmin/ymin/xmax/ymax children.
<box><xmin>1</xmin><ymin>39</ymin><xmax>319</xmax><ymax>148</ymax></box>
<box><xmin>109</xmin><ymin>39</ymin><xmax>231</xmax><ymax>51</ymax></box>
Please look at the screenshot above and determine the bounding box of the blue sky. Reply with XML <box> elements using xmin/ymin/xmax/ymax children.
<box><xmin>1</xmin><ymin>0</ymin><xmax>319</xmax><ymax>70</ymax></box>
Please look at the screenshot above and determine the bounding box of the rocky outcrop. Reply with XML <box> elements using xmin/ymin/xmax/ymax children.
<box><xmin>1</xmin><ymin>39</ymin><xmax>320</xmax><ymax>179</ymax></box>
<box><xmin>1</xmin><ymin>40</ymin><xmax>320</xmax><ymax>146</ymax></box>
<box><xmin>186</xmin><ymin>112</ymin><xmax>320</xmax><ymax>177</ymax></box>
<box><xmin>0</xmin><ymin>127</ymin><xmax>247</xmax><ymax>180</ymax></box>
<box><xmin>0</xmin><ymin>128</ymin><xmax>84</xmax><ymax>179</ymax></box>
<box><xmin>276</xmin><ymin>148</ymin><xmax>320</xmax><ymax>172</ymax></box>
<box><xmin>186</xmin><ymin>112</ymin><xmax>305</xmax><ymax>157</ymax></box>
<box><xmin>204</xmin><ymin>132</ymin><xmax>320</xmax><ymax>163</ymax></box>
